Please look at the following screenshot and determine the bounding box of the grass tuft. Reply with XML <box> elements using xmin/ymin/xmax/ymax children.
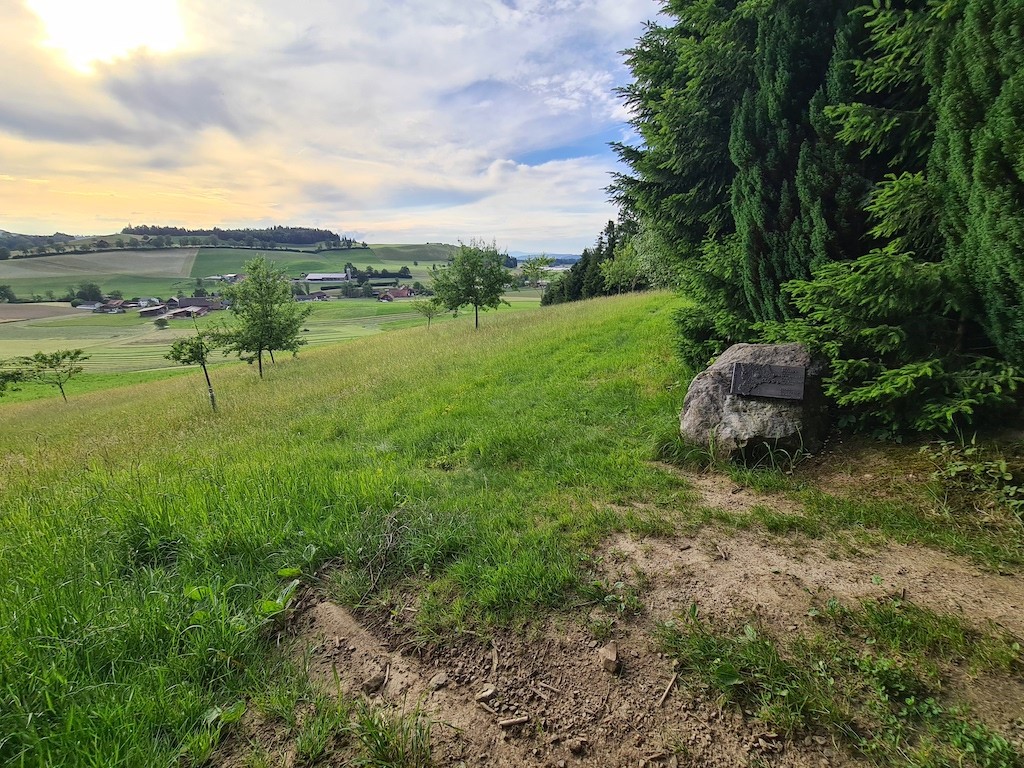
<box><xmin>660</xmin><ymin>602</ymin><xmax>1023</xmax><ymax>767</ymax></box>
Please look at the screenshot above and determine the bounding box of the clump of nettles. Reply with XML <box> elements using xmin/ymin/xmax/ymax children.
<box><xmin>922</xmin><ymin>436</ymin><xmax>1024</xmax><ymax>521</ymax></box>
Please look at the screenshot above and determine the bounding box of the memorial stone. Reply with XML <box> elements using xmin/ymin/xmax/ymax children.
<box><xmin>680</xmin><ymin>343</ymin><xmax>828</xmax><ymax>459</ymax></box>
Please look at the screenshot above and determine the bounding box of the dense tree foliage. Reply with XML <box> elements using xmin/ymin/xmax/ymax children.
<box><xmin>542</xmin><ymin>220</ymin><xmax>648</xmax><ymax>305</ymax></box>
<box><xmin>611</xmin><ymin>0</ymin><xmax>1023</xmax><ymax>437</ymax></box>
<box><xmin>0</xmin><ymin>231</ymin><xmax>74</xmax><ymax>254</ymax></box>
<box><xmin>121</xmin><ymin>225</ymin><xmax>340</xmax><ymax>246</ymax></box>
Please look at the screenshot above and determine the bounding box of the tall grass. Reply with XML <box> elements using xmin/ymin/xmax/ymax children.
<box><xmin>0</xmin><ymin>293</ymin><xmax>690</xmax><ymax>766</ymax></box>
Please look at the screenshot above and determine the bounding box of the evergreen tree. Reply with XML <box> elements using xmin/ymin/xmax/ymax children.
<box><xmin>792</xmin><ymin>12</ymin><xmax>875</xmax><ymax>271</ymax></box>
<box><xmin>730</xmin><ymin>0</ymin><xmax>849</xmax><ymax>322</ymax></box>
<box><xmin>931</xmin><ymin>0</ymin><xmax>1024</xmax><ymax>365</ymax></box>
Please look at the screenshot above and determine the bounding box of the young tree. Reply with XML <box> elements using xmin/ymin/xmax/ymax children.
<box><xmin>167</xmin><ymin>330</ymin><xmax>220</xmax><ymax>411</ymax></box>
<box><xmin>20</xmin><ymin>349</ymin><xmax>88</xmax><ymax>402</ymax></box>
<box><xmin>220</xmin><ymin>257</ymin><xmax>312</xmax><ymax>378</ymax></box>
<box><xmin>411</xmin><ymin>298</ymin><xmax>443</xmax><ymax>329</ymax></box>
<box><xmin>520</xmin><ymin>254</ymin><xmax>554</xmax><ymax>288</ymax></box>
<box><xmin>0</xmin><ymin>360</ymin><xmax>25</xmax><ymax>397</ymax></box>
<box><xmin>430</xmin><ymin>240</ymin><xmax>511</xmax><ymax>329</ymax></box>
<box><xmin>0</xmin><ymin>285</ymin><xmax>16</xmax><ymax>303</ymax></box>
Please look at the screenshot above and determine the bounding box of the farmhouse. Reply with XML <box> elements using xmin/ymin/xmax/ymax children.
<box><xmin>379</xmin><ymin>286</ymin><xmax>414</xmax><ymax>301</ymax></box>
<box><xmin>163</xmin><ymin>306</ymin><xmax>209</xmax><ymax>319</ymax></box>
<box><xmin>166</xmin><ymin>296</ymin><xmax>225</xmax><ymax>311</ymax></box>
<box><xmin>183</xmin><ymin>296</ymin><xmax>225</xmax><ymax>310</ymax></box>
<box><xmin>305</xmin><ymin>272</ymin><xmax>350</xmax><ymax>282</ymax></box>
<box><xmin>138</xmin><ymin>305</ymin><xmax>167</xmax><ymax>318</ymax></box>
<box><xmin>295</xmin><ymin>291</ymin><xmax>329</xmax><ymax>302</ymax></box>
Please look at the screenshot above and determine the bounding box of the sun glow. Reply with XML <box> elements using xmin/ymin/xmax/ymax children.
<box><xmin>26</xmin><ymin>0</ymin><xmax>186</xmax><ymax>73</ymax></box>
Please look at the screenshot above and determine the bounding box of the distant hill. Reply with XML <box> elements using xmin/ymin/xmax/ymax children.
<box><xmin>0</xmin><ymin>230</ymin><xmax>76</xmax><ymax>251</ymax></box>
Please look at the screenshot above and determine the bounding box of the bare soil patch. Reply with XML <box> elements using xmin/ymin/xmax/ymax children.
<box><xmin>0</xmin><ymin>302</ymin><xmax>80</xmax><ymax>322</ymax></box>
<box><xmin>599</xmin><ymin>530</ymin><xmax>1024</xmax><ymax>638</ymax></box>
<box><xmin>220</xmin><ymin>519</ymin><xmax>1023</xmax><ymax>767</ymax></box>
<box><xmin>662</xmin><ymin>464</ymin><xmax>803</xmax><ymax>516</ymax></box>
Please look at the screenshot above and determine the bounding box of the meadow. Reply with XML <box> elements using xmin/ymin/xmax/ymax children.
<box><xmin>0</xmin><ymin>293</ymin><xmax>688</xmax><ymax>766</ymax></box>
<box><xmin>0</xmin><ymin>287</ymin><xmax>544</xmax><ymax>402</ymax></box>
<box><xmin>2</xmin><ymin>293</ymin><xmax>1021</xmax><ymax>767</ymax></box>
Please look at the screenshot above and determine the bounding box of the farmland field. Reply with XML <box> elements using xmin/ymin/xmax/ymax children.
<box><xmin>0</xmin><ymin>243</ymin><xmax>458</xmax><ymax>300</ymax></box>
<box><xmin>0</xmin><ymin>302</ymin><xmax>81</xmax><ymax>322</ymax></box>
<box><xmin>0</xmin><ymin>248</ymin><xmax>199</xmax><ymax>299</ymax></box>
<box><xmin>0</xmin><ymin>290</ymin><xmax>543</xmax><ymax>400</ymax></box>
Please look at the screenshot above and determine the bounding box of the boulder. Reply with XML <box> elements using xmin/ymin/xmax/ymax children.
<box><xmin>680</xmin><ymin>343</ymin><xmax>828</xmax><ymax>460</ymax></box>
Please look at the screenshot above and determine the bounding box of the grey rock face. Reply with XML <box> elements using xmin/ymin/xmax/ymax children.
<box><xmin>680</xmin><ymin>343</ymin><xmax>828</xmax><ymax>459</ymax></box>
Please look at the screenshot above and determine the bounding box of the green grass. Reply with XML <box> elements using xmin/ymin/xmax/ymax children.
<box><xmin>0</xmin><ymin>368</ymin><xmax>194</xmax><ymax>403</ymax></box>
<box><xmin>0</xmin><ymin>292</ymin><xmax>691</xmax><ymax>766</ymax></box>
<box><xmin>0</xmin><ymin>248</ymin><xmax>199</xmax><ymax>299</ymax></box>
<box><xmin>0</xmin><ymin>294</ymin><xmax>542</xmax><ymax>390</ymax></box>
<box><xmin>191</xmin><ymin>244</ymin><xmax>455</xmax><ymax>284</ymax></box>
<box><xmin>659</xmin><ymin>603</ymin><xmax>1022</xmax><ymax>767</ymax></box>
<box><xmin>656</xmin><ymin>431</ymin><xmax>1024</xmax><ymax>568</ymax></box>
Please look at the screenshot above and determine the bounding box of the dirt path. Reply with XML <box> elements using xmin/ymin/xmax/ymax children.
<box><xmin>216</xmin><ymin>466</ymin><xmax>1024</xmax><ymax>767</ymax></box>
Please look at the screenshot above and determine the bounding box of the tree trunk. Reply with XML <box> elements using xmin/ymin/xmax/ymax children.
<box><xmin>201</xmin><ymin>363</ymin><xmax>217</xmax><ymax>411</ymax></box>
<box><xmin>258</xmin><ymin>350</ymin><xmax>264</xmax><ymax>378</ymax></box>
<box><xmin>474</xmin><ymin>304</ymin><xmax>479</xmax><ymax>329</ymax></box>
<box><xmin>58</xmin><ymin>382</ymin><xmax>67</xmax><ymax>402</ymax></box>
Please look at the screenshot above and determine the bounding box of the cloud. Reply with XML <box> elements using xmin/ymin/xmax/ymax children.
<box><xmin>0</xmin><ymin>0</ymin><xmax>655</xmax><ymax>251</ymax></box>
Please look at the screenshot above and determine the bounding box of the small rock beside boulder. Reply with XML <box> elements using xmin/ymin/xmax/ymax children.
<box><xmin>680</xmin><ymin>343</ymin><xmax>828</xmax><ymax>460</ymax></box>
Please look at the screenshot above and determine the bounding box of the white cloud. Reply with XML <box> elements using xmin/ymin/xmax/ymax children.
<box><xmin>0</xmin><ymin>0</ymin><xmax>655</xmax><ymax>251</ymax></box>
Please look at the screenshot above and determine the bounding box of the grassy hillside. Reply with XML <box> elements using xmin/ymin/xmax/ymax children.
<box><xmin>3</xmin><ymin>293</ymin><xmax>1020</xmax><ymax>767</ymax></box>
<box><xmin>0</xmin><ymin>291</ymin><xmax>543</xmax><ymax>399</ymax></box>
<box><xmin>0</xmin><ymin>293</ymin><xmax>688</xmax><ymax>766</ymax></box>
<box><xmin>0</xmin><ymin>248</ymin><xmax>199</xmax><ymax>299</ymax></box>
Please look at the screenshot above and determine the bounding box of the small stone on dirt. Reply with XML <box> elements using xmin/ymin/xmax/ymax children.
<box><xmin>360</xmin><ymin>671</ymin><xmax>386</xmax><ymax>694</ymax></box>
<box><xmin>475</xmin><ymin>685</ymin><xmax>497</xmax><ymax>702</ymax></box>
<box><xmin>567</xmin><ymin>737</ymin><xmax>588</xmax><ymax>754</ymax></box>
<box><xmin>429</xmin><ymin>672</ymin><xmax>449</xmax><ymax>690</ymax></box>
<box><xmin>598</xmin><ymin>640</ymin><xmax>620</xmax><ymax>673</ymax></box>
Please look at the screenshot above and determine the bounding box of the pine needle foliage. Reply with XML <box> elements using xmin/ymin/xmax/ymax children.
<box><xmin>613</xmin><ymin>0</ymin><xmax>1024</xmax><ymax>437</ymax></box>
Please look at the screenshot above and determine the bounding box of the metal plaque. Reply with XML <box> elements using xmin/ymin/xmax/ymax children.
<box><xmin>730</xmin><ymin>363</ymin><xmax>805</xmax><ymax>400</ymax></box>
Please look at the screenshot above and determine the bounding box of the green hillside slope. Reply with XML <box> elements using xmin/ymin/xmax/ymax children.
<box><xmin>0</xmin><ymin>293</ymin><xmax>687</xmax><ymax>766</ymax></box>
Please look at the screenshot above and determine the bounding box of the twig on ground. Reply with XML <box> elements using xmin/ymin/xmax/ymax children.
<box><xmin>498</xmin><ymin>715</ymin><xmax>529</xmax><ymax>728</ymax></box>
<box><xmin>657</xmin><ymin>673</ymin><xmax>678</xmax><ymax>708</ymax></box>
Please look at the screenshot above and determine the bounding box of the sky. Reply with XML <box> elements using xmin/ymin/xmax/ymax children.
<box><xmin>0</xmin><ymin>0</ymin><xmax>657</xmax><ymax>253</ymax></box>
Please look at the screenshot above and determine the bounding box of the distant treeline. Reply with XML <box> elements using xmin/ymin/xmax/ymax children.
<box><xmin>122</xmin><ymin>225</ymin><xmax>341</xmax><ymax>246</ymax></box>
